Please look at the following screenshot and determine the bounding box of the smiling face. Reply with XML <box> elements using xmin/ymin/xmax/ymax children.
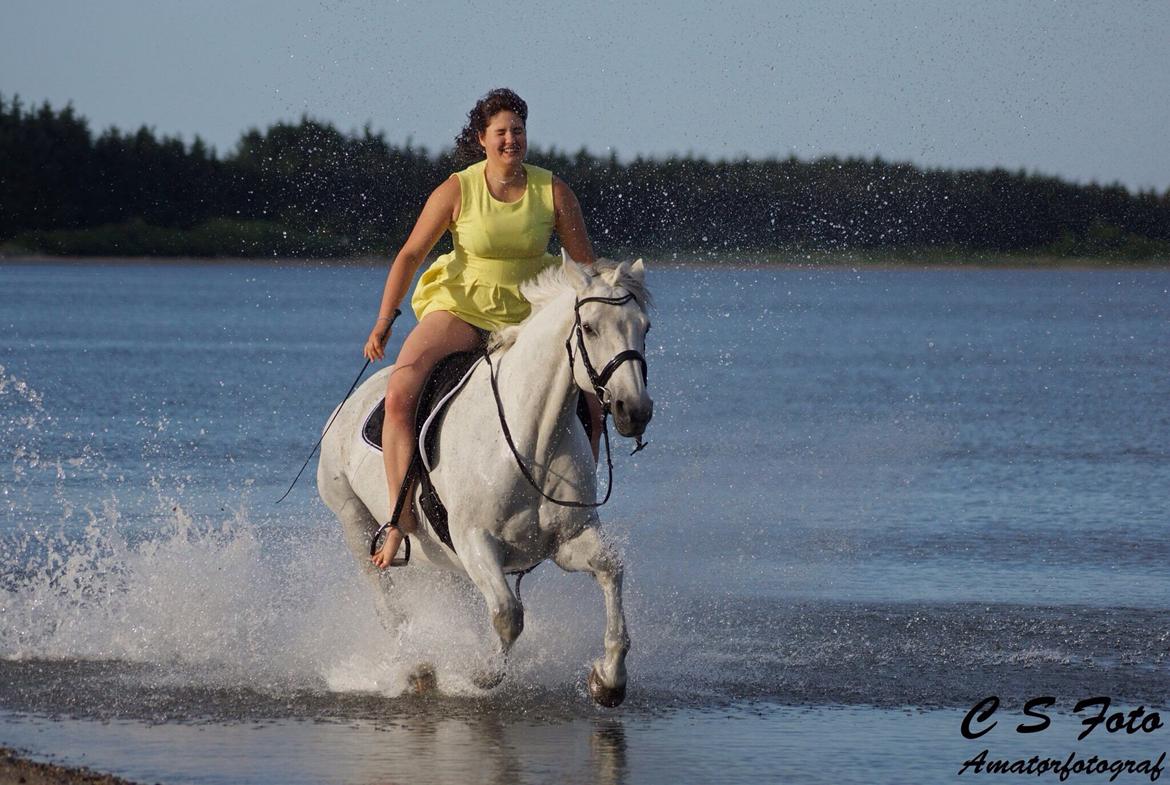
<box><xmin>478</xmin><ymin>109</ymin><xmax>527</xmax><ymax>168</ymax></box>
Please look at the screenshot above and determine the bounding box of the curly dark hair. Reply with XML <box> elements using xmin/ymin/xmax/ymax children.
<box><xmin>453</xmin><ymin>88</ymin><xmax>528</xmax><ymax>164</ymax></box>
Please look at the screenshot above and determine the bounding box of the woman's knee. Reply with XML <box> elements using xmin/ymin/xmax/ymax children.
<box><xmin>384</xmin><ymin>384</ymin><xmax>417</xmax><ymax>432</ymax></box>
<box><xmin>384</xmin><ymin>367</ymin><xmax>424</xmax><ymax>434</ymax></box>
<box><xmin>382</xmin><ymin>314</ymin><xmax>479</xmax><ymax>435</ymax></box>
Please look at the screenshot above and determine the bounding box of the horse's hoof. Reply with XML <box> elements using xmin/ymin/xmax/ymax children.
<box><xmin>588</xmin><ymin>665</ymin><xmax>627</xmax><ymax>708</ymax></box>
<box><xmin>407</xmin><ymin>663</ymin><xmax>437</xmax><ymax>695</ymax></box>
<box><xmin>472</xmin><ymin>668</ymin><xmax>506</xmax><ymax>691</ymax></box>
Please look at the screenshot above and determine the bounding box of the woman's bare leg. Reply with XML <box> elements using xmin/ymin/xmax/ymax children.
<box><xmin>373</xmin><ymin>311</ymin><xmax>483</xmax><ymax>569</ymax></box>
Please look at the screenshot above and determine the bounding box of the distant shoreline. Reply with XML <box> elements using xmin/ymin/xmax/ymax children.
<box><xmin>6</xmin><ymin>97</ymin><xmax>1170</xmax><ymax>265</ymax></box>
<box><xmin>2</xmin><ymin>251</ymin><xmax>1167</xmax><ymax>271</ymax></box>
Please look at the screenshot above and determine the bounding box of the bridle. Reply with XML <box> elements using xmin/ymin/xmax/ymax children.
<box><xmin>565</xmin><ymin>293</ymin><xmax>649</xmax><ymax>418</ymax></box>
<box><xmin>485</xmin><ymin>291</ymin><xmax>650</xmax><ymax>509</ymax></box>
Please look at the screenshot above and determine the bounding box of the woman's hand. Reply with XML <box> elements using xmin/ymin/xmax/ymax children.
<box><xmin>364</xmin><ymin>322</ymin><xmax>392</xmax><ymax>361</ymax></box>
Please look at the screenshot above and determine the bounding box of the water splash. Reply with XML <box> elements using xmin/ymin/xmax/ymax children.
<box><xmin>1</xmin><ymin>461</ymin><xmax>641</xmax><ymax>709</ymax></box>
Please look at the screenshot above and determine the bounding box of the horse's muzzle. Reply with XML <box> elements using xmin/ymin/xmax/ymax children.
<box><xmin>612</xmin><ymin>397</ymin><xmax>653</xmax><ymax>437</ymax></box>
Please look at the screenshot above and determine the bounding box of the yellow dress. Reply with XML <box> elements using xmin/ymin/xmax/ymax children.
<box><xmin>411</xmin><ymin>160</ymin><xmax>558</xmax><ymax>332</ymax></box>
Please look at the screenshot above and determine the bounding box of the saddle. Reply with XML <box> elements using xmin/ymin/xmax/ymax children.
<box><xmin>362</xmin><ymin>350</ymin><xmax>597</xmax><ymax>556</ymax></box>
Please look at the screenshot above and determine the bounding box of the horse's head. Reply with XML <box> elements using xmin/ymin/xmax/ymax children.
<box><xmin>562</xmin><ymin>251</ymin><xmax>654</xmax><ymax>438</ymax></box>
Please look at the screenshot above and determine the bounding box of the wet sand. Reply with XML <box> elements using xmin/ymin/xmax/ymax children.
<box><xmin>0</xmin><ymin>747</ymin><xmax>144</xmax><ymax>785</ymax></box>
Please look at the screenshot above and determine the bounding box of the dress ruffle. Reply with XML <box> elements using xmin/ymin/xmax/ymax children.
<box><xmin>411</xmin><ymin>251</ymin><xmax>557</xmax><ymax>332</ymax></box>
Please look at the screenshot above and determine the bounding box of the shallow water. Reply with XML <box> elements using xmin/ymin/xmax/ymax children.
<box><xmin>1</xmin><ymin>260</ymin><xmax>1168</xmax><ymax>783</ymax></box>
<box><xmin>3</xmin><ymin>705</ymin><xmax>1165</xmax><ymax>785</ymax></box>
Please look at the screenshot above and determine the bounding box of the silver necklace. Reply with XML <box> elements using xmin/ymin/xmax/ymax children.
<box><xmin>489</xmin><ymin>167</ymin><xmax>526</xmax><ymax>186</ymax></box>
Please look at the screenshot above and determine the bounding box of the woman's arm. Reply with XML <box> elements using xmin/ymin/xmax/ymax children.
<box><xmin>364</xmin><ymin>177</ymin><xmax>460</xmax><ymax>361</ymax></box>
<box><xmin>552</xmin><ymin>176</ymin><xmax>596</xmax><ymax>266</ymax></box>
<box><xmin>553</xmin><ymin>175</ymin><xmax>604</xmax><ymax>460</ymax></box>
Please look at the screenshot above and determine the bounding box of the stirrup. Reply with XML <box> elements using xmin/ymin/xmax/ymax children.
<box><xmin>370</xmin><ymin>521</ymin><xmax>411</xmax><ymax>566</ymax></box>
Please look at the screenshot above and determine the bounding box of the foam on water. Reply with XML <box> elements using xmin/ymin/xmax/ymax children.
<box><xmin>1</xmin><ymin>498</ymin><xmax>624</xmax><ymax>700</ymax></box>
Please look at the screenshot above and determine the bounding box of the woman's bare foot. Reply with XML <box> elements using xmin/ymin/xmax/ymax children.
<box><xmin>372</xmin><ymin>524</ymin><xmax>408</xmax><ymax>569</ymax></box>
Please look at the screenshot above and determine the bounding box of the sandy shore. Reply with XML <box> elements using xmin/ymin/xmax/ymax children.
<box><xmin>0</xmin><ymin>747</ymin><xmax>146</xmax><ymax>785</ymax></box>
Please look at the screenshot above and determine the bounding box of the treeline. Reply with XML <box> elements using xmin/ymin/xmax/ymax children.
<box><xmin>2</xmin><ymin>93</ymin><xmax>1168</xmax><ymax>260</ymax></box>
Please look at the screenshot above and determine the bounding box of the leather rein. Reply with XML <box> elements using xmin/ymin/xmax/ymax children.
<box><xmin>484</xmin><ymin>292</ymin><xmax>649</xmax><ymax>509</ymax></box>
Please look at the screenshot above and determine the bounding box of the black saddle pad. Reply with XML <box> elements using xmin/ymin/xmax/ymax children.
<box><xmin>362</xmin><ymin>350</ymin><xmax>482</xmax><ymax>463</ymax></box>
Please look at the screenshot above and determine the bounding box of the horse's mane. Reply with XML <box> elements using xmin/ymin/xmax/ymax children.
<box><xmin>487</xmin><ymin>258</ymin><xmax>652</xmax><ymax>353</ymax></box>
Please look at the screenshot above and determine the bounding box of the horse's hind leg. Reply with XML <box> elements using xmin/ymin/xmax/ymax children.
<box><xmin>332</xmin><ymin>494</ymin><xmax>402</xmax><ymax>633</ymax></box>
<box><xmin>554</xmin><ymin>525</ymin><xmax>630</xmax><ymax>707</ymax></box>
<box><xmin>459</xmin><ymin>527</ymin><xmax>522</xmax><ymax>688</ymax></box>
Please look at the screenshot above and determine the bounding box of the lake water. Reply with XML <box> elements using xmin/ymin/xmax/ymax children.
<box><xmin>1</xmin><ymin>260</ymin><xmax>1168</xmax><ymax>784</ymax></box>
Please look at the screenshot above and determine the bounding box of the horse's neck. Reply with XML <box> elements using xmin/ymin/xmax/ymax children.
<box><xmin>495</xmin><ymin>292</ymin><xmax>578</xmax><ymax>459</ymax></box>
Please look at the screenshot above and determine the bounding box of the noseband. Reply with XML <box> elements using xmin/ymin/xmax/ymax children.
<box><xmin>484</xmin><ymin>290</ymin><xmax>650</xmax><ymax>509</ymax></box>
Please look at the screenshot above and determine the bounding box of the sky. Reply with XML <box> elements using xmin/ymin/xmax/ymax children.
<box><xmin>3</xmin><ymin>0</ymin><xmax>1169</xmax><ymax>192</ymax></box>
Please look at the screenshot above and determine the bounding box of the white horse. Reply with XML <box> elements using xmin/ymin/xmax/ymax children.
<box><xmin>316</xmin><ymin>254</ymin><xmax>653</xmax><ymax>706</ymax></box>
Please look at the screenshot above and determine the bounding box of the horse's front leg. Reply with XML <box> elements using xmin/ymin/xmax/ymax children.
<box><xmin>554</xmin><ymin>525</ymin><xmax>630</xmax><ymax>707</ymax></box>
<box><xmin>460</xmin><ymin>527</ymin><xmax>522</xmax><ymax>689</ymax></box>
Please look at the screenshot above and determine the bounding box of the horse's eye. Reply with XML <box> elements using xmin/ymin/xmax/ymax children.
<box><xmin>582</xmin><ymin>322</ymin><xmax>595</xmax><ymax>336</ymax></box>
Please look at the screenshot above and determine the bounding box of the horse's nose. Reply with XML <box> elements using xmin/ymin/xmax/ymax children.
<box><xmin>632</xmin><ymin>397</ymin><xmax>654</xmax><ymax>429</ymax></box>
<box><xmin>614</xmin><ymin>397</ymin><xmax>653</xmax><ymax>436</ymax></box>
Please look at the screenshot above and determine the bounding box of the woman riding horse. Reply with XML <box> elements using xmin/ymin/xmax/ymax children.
<box><xmin>362</xmin><ymin>88</ymin><xmax>603</xmax><ymax>568</ymax></box>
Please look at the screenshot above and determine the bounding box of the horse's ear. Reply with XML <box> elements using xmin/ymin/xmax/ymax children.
<box><xmin>602</xmin><ymin>262</ymin><xmax>626</xmax><ymax>288</ymax></box>
<box><xmin>630</xmin><ymin>258</ymin><xmax>645</xmax><ymax>282</ymax></box>
<box><xmin>561</xmin><ymin>248</ymin><xmax>591</xmax><ymax>290</ymax></box>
